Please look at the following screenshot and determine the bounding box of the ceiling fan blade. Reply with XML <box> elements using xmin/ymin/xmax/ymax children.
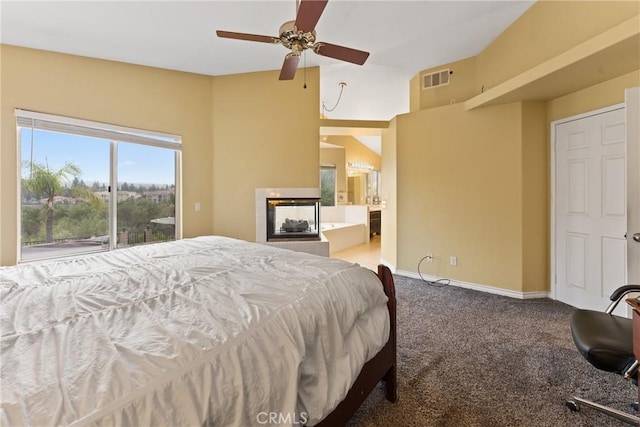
<box><xmin>216</xmin><ymin>30</ymin><xmax>280</xmax><ymax>44</ymax></box>
<box><xmin>295</xmin><ymin>0</ymin><xmax>328</xmax><ymax>33</ymax></box>
<box><xmin>279</xmin><ymin>54</ymin><xmax>300</xmax><ymax>80</ymax></box>
<box><xmin>314</xmin><ymin>42</ymin><xmax>370</xmax><ymax>65</ymax></box>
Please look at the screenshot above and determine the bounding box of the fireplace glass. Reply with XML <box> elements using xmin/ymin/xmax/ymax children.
<box><xmin>266</xmin><ymin>198</ymin><xmax>320</xmax><ymax>241</ymax></box>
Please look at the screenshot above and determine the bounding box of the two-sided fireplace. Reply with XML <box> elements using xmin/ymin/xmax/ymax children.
<box><xmin>266</xmin><ymin>198</ymin><xmax>320</xmax><ymax>241</ymax></box>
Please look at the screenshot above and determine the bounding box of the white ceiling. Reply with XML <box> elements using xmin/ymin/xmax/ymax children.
<box><xmin>0</xmin><ymin>0</ymin><xmax>534</xmax><ymax>153</ymax></box>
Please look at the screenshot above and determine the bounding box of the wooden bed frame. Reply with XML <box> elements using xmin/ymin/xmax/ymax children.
<box><xmin>315</xmin><ymin>264</ymin><xmax>398</xmax><ymax>426</ymax></box>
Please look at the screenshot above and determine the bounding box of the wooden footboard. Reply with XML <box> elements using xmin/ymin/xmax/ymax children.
<box><xmin>314</xmin><ymin>264</ymin><xmax>397</xmax><ymax>426</ymax></box>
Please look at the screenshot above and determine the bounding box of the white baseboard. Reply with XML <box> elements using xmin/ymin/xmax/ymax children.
<box><xmin>379</xmin><ymin>258</ymin><xmax>396</xmax><ymax>273</ymax></box>
<box><xmin>394</xmin><ymin>269</ymin><xmax>550</xmax><ymax>300</ymax></box>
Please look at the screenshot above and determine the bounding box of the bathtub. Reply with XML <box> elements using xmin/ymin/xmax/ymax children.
<box><xmin>320</xmin><ymin>222</ymin><xmax>368</xmax><ymax>254</ymax></box>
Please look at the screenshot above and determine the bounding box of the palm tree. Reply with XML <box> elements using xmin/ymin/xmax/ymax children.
<box><xmin>24</xmin><ymin>161</ymin><xmax>99</xmax><ymax>243</ymax></box>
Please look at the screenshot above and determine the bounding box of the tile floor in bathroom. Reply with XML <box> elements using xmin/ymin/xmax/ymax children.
<box><xmin>331</xmin><ymin>235</ymin><xmax>381</xmax><ymax>271</ymax></box>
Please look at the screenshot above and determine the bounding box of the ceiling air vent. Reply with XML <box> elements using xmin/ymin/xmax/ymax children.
<box><xmin>422</xmin><ymin>69</ymin><xmax>450</xmax><ymax>89</ymax></box>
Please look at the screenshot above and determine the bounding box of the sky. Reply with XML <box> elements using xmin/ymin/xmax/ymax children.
<box><xmin>20</xmin><ymin>129</ymin><xmax>176</xmax><ymax>186</ymax></box>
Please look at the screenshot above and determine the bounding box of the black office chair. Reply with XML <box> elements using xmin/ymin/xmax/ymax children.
<box><xmin>566</xmin><ymin>285</ymin><xmax>640</xmax><ymax>425</ymax></box>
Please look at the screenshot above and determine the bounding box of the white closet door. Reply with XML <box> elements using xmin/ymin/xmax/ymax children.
<box><xmin>555</xmin><ymin>106</ymin><xmax>627</xmax><ymax>313</ymax></box>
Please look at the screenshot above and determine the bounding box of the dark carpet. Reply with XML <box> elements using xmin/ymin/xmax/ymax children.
<box><xmin>347</xmin><ymin>275</ymin><xmax>637</xmax><ymax>427</ymax></box>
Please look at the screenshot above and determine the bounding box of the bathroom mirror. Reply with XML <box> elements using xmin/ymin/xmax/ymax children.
<box><xmin>347</xmin><ymin>168</ymin><xmax>380</xmax><ymax>205</ymax></box>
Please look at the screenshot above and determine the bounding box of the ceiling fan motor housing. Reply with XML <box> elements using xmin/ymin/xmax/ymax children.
<box><xmin>279</xmin><ymin>20</ymin><xmax>316</xmax><ymax>53</ymax></box>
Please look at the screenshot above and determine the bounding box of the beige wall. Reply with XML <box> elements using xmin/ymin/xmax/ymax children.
<box><xmin>324</xmin><ymin>135</ymin><xmax>381</xmax><ymax>171</ymax></box>
<box><xmin>380</xmin><ymin>118</ymin><xmax>397</xmax><ymax>267</ymax></box>
<box><xmin>396</xmin><ymin>102</ymin><xmax>533</xmax><ymax>291</ymax></box>
<box><xmin>409</xmin><ymin>72</ymin><xmax>421</xmax><ymax>113</ymax></box>
<box><xmin>410</xmin><ymin>2</ymin><xmax>639</xmax><ymax>111</ymax></box>
<box><xmin>547</xmin><ymin>70</ymin><xmax>640</xmax><ymax>122</ymax></box>
<box><xmin>0</xmin><ymin>45</ymin><xmax>214</xmax><ymax>265</ymax></box>
<box><xmin>0</xmin><ymin>45</ymin><xmax>321</xmax><ymax>265</ymax></box>
<box><xmin>411</xmin><ymin>56</ymin><xmax>478</xmax><ymax>111</ymax></box>
<box><xmin>394</xmin><ymin>1</ymin><xmax>639</xmax><ymax>294</ymax></box>
<box><xmin>477</xmin><ymin>0</ymin><xmax>639</xmax><ymax>90</ymax></box>
<box><xmin>211</xmin><ymin>68</ymin><xmax>320</xmax><ymax>242</ymax></box>
<box><xmin>3</xmin><ymin>1</ymin><xmax>638</xmax><ymax>292</ymax></box>
<box><xmin>390</xmin><ymin>100</ymin><xmax>546</xmax><ymax>293</ymax></box>
<box><xmin>395</xmin><ymin>72</ymin><xmax>638</xmax><ymax>292</ymax></box>
<box><xmin>521</xmin><ymin>102</ymin><xmax>548</xmax><ymax>293</ymax></box>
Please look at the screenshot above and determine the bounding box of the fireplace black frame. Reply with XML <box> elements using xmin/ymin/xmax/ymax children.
<box><xmin>266</xmin><ymin>198</ymin><xmax>320</xmax><ymax>241</ymax></box>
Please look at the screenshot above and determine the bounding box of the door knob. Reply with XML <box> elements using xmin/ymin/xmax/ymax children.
<box><xmin>634</xmin><ymin>233</ymin><xmax>640</xmax><ymax>243</ymax></box>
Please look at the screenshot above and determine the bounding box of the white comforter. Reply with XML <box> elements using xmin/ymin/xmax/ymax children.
<box><xmin>1</xmin><ymin>236</ymin><xmax>389</xmax><ymax>426</ymax></box>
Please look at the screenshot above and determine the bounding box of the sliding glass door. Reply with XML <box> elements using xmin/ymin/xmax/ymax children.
<box><xmin>17</xmin><ymin>110</ymin><xmax>181</xmax><ymax>262</ymax></box>
<box><xmin>115</xmin><ymin>142</ymin><xmax>176</xmax><ymax>249</ymax></box>
<box><xmin>20</xmin><ymin>130</ymin><xmax>110</xmax><ymax>260</ymax></box>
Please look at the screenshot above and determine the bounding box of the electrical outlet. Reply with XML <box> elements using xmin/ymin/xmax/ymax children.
<box><xmin>450</xmin><ymin>256</ymin><xmax>457</xmax><ymax>266</ymax></box>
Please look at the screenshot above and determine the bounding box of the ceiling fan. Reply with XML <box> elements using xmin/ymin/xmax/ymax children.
<box><xmin>216</xmin><ymin>0</ymin><xmax>369</xmax><ymax>80</ymax></box>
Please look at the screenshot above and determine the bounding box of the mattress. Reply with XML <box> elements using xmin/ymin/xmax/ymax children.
<box><xmin>0</xmin><ymin>236</ymin><xmax>390</xmax><ymax>426</ymax></box>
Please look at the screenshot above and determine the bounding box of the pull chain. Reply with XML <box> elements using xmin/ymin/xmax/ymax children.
<box><xmin>303</xmin><ymin>51</ymin><xmax>307</xmax><ymax>89</ymax></box>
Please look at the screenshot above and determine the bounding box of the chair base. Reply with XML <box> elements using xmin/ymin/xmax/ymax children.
<box><xmin>567</xmin><ymin>396</ymin><xmax>640</xmax><ymax>425</ymax></box>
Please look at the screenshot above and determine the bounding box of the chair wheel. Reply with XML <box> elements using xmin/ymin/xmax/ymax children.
<box><xmin>632</xmin><ymin>402</ymin><xmax>639</xmax><ymax>411</ymax></box>
<box><xmin>566</xmin><ymin>400</ymin><xmax>580</xmax><ymax>412</ymax></box>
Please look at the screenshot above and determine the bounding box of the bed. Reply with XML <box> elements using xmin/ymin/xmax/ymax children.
<box><xmin>1</xmin><ymin>236</ymin><xmax>396</xmax><ymax>426</ymax></box>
